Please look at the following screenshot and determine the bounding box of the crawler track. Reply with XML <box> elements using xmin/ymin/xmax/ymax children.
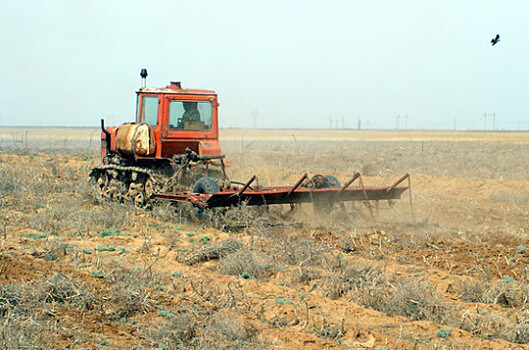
<box><xmin>89</xmin><ymin>164</ymin><xmax>164</xmax><ymax>207</ymax></box>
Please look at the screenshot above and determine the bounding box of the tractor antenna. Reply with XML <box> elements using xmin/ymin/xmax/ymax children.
<box><xmin>140</xmin><ymin>68</ymin><xmax>148</xmax><ymax>89</ymax></box>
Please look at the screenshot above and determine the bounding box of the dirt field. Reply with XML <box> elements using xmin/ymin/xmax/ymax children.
<box><xmin>2</xmin><ymin>128</ymin><xmax>529</xmax><ymax>349</ymax></box>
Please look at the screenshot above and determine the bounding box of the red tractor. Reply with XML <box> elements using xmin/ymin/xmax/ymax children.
<box><xmin>90</xmin><ymin>70</ymin><xmax>409</xmax><ymax>210</ymax></box>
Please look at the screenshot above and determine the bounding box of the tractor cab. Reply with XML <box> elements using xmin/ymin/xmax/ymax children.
<box><xmin>135</xmin><ymin>81</ymin><xmax>221</xmax><ymax>158</ymax></box>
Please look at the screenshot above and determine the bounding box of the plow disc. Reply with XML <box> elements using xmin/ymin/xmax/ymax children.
<box><xmin>155</xmin><ymin>173</ymin><xmax>411</xmax><ymax>209</ymax></box>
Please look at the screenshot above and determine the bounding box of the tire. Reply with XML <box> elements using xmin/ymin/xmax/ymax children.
<box><xmin>323</xmin><ymin>175</ymin><xmax>341</xmax><ymax>188</ymax></box>
<box><xmin>192</xmin><ymin>177</ymin><xmax>218</xmax><ymax>194</ymax></box>
<box><xmin>312</xmin><ymin>175</ymin><xmax>340</xmax><ymax>213</ymax></box>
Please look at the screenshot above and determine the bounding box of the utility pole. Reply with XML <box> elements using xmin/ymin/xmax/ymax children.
<box><xmin>395</xmin><ymin>115</ymin><xmax>400</xmax><ymax>130</ymax></box>
<box><xmin>492</xmin><ymin>112</ymin><xmax>496</xmax><ymax>130</ymax></box>
<box><xmin>251</xmin><ymin>110</ymin><xmax>258</xmax><ymax>128</ymax></box>
<box><xmin>329</xmin><ymin>117</ymin><xmax>333</xmax><ymax>129</ymax></box>
<box><xmin>357</xmin><ymin>119</ymin><xmax>361</xmax><ymax>130</ymax></box>
<box><xmin>405</xmin><ymin>114</ymin><xmax>408</xmax><ymax>129</ymax></box>
<box><xmin>453</xmin><ymin>116</ymin><xmax>457</xmax><ymax>131</ymax></box>
<box><xmin>341</xmin><ymin>117</ymin><xmax>345</xmax><ymax>129</ymax></box>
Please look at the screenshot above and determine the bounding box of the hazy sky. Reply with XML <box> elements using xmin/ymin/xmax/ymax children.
<box><xmin>1</xmin><ymin>1</ymin><xmax>528</xmax><ymax>129</ymax></box>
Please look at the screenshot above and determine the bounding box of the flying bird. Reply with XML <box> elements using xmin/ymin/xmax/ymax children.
<box><xmin>491</xmin><ymin>34</ymin><xmax>500</xmax><ymax>46</ymax></box>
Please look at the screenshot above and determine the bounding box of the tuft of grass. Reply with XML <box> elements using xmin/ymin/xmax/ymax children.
<box><xmin>181</xmin><ymin>238</ymin><xmax>243</xmax><ymax>265</ymax></box>
<box><xmin>384</xmin><ymin>279</ymin><xmax>452</xmax><ymax>324</ymax></box>
<box><xmin>201</xmin><ymin>311</ymin><xmax>259</xmax><ymax>347</ymax></box>
<box><xmin>219</xmin><ymin>247</ymin><xmax>272</xmax><ymax>279</ymax></box>
<box><xmin>91</xmin><ymin>271</ymin><xmax>106</xmax><ymax>279</ymax></box>
<box><xmin>95</xmin><ymin>245</ymin><xmax>116</xmax><ymax>252</ymax></box>
<box><xmin>459</xmin><ymin>280</ymin><xmax>488</xmax><ymax>303</ymax></box>
<box><xmin>240</xmin><ymin>272</ymin><xmax>256</xmax><ymax>280</ymax></box>
<box><xmin>20</xmin><ymin>232</ymin><xmax>58</xmax><ymax>239</ymax></box>
<box><xmin>100</xmin><ymin>227</ymin><xmax>128</xmax><ymax>237</ymax></box>
<box><xmin>108</xmin><ymin>267</ymin><xmax>156</xmax><ymax>321</ymax></box>
<box><xmin>139</xmin><ymin>311</ymin><xmax>198</xmax><ymax>348</ymax></box>
<box><xmin>98</xmin><ymin>339</ymin><xmax>111</xmax><ymax>346</ymax></box>
<box><xmin>32</xmin><ymin>240</ymin><xmax>73</xmax><ymax>261</ymax></box>
<box><xmin>322</xmin><ymin>263</ymin><xmax>388</xmax><ymax>302</ymax></box>
<box><xmin>0</xmin><ymin>313</ymin><xmax>49</xmax><ymax>349</ymax></box>
<box><xmin>39</xmin><ymin>273</ymin><xmax>98</xmax><ymax>310</ymax></box>
<box><xmin>437</xmin><ymin>328</ymin><xmax>452</xmax><ymax>339</ymax></box>
<box><xmin>270</xmin><ymin>236</ymin><xmax>328</xmax><ymax>266</ymax></box>
<box><xmin>159</xmin><ymin>310</ymin><xmax>173</xmax><ymax>318</ymax></box>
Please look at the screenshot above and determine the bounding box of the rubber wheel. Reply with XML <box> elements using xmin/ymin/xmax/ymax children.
<box><xmin>192</xmin><ymin>177</ymin><xmax>218</xmax><ymax>220</ymax></box>
<box><xmin>193</xmin><ymin>177</ymin><xmax>218</xmax><ymax>194</ymax></box>
<box><xmin>312</xmin><ymin>175</ymin><xmax>340</xmax><ymax>213</ymax></box>
<box><xmin>323</xmin><ymin>175</ymin><xmax>341</xmax><ymax>188</ymax></box>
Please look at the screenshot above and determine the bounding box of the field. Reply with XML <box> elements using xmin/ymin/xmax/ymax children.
<box><xmin>2</xmin><ymin>128</ymin><xmax>529</xmax><ymax>349</ymax></box>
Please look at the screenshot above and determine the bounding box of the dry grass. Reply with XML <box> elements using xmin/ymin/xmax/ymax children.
<box><xmin>385</xmin><ymin>278</ymin><xmax>452</xmax><ymax>324</ymax></box>
<box><xmin>139</xmin><ymin>309</ymin><xmax>262</xmax><ymax>349</ymax></box>
<box><xmin>0</xmin><ymin>273</ymin><xmax>99</xmax><ymax>315</ymax></box>
<box><xmin>219</xmin><ymin>246</ymin><xmax>273</xmax><ymax>279</ymax></box>
<box><xmin>4</xmin><ymin>131</ymin><xmax>529</xmax><ymax>347</ymax></box>
<box><xmin>140</xmin><ymin>310</ymin><xmax>199</xmax><ymax>349</ymax></box>
<box><xmin>108</xmin><ymin>267</ymin><xmax>158</xmax><ymax>321</ymax></box>
<box><xmin>0</xmin><ymin>314</ymin><xmax>49</xmax><ymax>350</ymax></box>
<box><xmin>181</xmin><ymin>238</ymin><xmax>243</xmax><ymax>265</ymax></box>
<box><xmin>460</xmin><ymin>278</ymin><xmax>529</xmax><ymax>309</ymax></box>
<box><xmin>322</xmin><ymin>262</ymin><xmax>453</xmax><ymax>326</ymax></box>
<box><xmin>268</xmin><ymin>234</ymin><xmax>329</xmax><ymax>266</ymax></box>
<box><xmin>322</xmin><ymin>262</ymin><xmax>388</xmax><ymax>302</ymax></box>
<box><xmin>222</xmin><ymin>139</ymin><xmax>529</xmax><ymax>182</ymax></box>
<box><xmin>25</xmin><ymin>199</ymin><xmax>129</xmax><ymax>234</ymax></box>
<box><xmin>0</xmin><ymin>273</ymin><xmax>100</xmax><ymax>349</ymax></box>
<box><xmin>149</xmin><ymin>200</ymin><xmax>195</xmax><ymax>225</ymax></box>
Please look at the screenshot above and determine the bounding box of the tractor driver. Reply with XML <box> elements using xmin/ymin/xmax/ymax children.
<box><xmin>182</xmin><ymin>102</ymin><xmax>201</xmax><ymax>123</ymax></box>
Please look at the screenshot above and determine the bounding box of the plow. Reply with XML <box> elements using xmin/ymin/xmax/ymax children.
<box><xmin>89</xmin><ymin>69</ymin><xmax>410</xmax><ymax>214</ymax></box>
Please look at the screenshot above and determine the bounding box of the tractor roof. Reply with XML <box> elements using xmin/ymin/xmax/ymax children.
<box><xmin>137</xmin><ymin>81</ymin><xmax>216</xmax><ymax>96</ymax></box>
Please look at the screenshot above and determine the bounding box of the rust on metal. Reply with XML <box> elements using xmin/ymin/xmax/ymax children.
<box><xmin>287</xmin><ymin>173</ymin><xmax>308</xmax><ymax>197</ymax></box>
<box><xmin>154</xmin><ymin>173</ymin><xmax>409</xmax><ymax>209</ymax></box>
<box><xmin>337</xmin><ymin>172</ymin><xmax>361</xmax><ymax>196</ymax></box>
<box><xmin>387</xmin><ymin>173</ymin><xmax>410</xmax><ymax>194</ymax></box>
<box><xmin>237</xmin><ymin>175</ymin><xmax>257</xmax><ymax>197</ymax></box>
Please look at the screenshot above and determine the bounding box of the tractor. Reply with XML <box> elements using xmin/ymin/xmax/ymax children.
<box><xmin>89</xmin><ymin>69</ymin><xmax>410</xmax><ymax>210</ymax></box>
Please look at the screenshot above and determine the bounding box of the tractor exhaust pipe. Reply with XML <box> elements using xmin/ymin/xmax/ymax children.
<box><xmin>140</xmin><ymin>68</ymin><xmax>148</xmax><ymax>89</ymax></box>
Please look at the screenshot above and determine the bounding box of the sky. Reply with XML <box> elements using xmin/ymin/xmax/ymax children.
<box><xmin>1</xmin><ymin>0</ymin><xmax>528</xmax><ymax>130</ymax></box>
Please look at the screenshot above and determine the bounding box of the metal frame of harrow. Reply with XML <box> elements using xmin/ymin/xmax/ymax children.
<box><xmin>155</xmin><ymin>173</ymin><xmax>411</xmax><ymax>209</ymax></box>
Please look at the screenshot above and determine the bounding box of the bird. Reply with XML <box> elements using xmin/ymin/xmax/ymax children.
<box><xmin>491</xmin><ymin>34</ymin><xmax>500</xmax><ymax>46</ymax></box>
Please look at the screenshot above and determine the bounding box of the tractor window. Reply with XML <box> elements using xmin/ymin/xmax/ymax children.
<box><xmin>169</xmin><ymin>101</ymin><xmax>212</xmax><ymax>130</ymax></box>
<box><xmin>141</xmin><ymin>96</ymin><xmax>159</xmax><ymax>126</ymax></box>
